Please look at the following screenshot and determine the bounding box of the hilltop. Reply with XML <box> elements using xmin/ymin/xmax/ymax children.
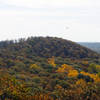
<box><xmin>0</xmin><ymin>37</ymin><xmax>99</xmax><ymax>60</ymax></box>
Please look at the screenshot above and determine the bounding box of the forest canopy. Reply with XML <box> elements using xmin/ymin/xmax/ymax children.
<box><xmin>0</xmin><ymin>37</ymin><xmax>100</xmax><ymax>100</ymax></box>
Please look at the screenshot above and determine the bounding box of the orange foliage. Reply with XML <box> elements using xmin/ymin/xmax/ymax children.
<box><xmin>68</xmin><ymin>70</ymin><xmax>79</xmax><ymax>77</ymax></box>
<box><xmin>57</xmin><ymin>64</ymin><xmax>73</xmax><ymax>73</ymax></box>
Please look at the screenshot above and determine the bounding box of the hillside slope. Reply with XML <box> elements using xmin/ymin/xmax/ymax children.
<box><xmin>0</xmin><ymin>37</ymin><xmax>100</xmax><ymax>100</ymax></box>
<box><xmin>0</xmin><ymin>37</ymin><xmax>99</xmax><ymax>59</ymax></box>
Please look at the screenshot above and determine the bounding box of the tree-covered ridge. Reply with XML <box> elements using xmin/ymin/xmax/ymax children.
<box><xmin>0</xmin><ymin>37</ymin><xmax>100</xmax><ymax>100</ymax></box>
<box><xmin>0</xmin><ymin>37</ymin><xmax>99</xmax><ymax>59</ymax></box>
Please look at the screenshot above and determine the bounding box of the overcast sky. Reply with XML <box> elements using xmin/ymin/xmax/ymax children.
<box><xmin>0</xmin><ymin>0</ymin><xmax>100</xmax><ymax>42</ymax></box>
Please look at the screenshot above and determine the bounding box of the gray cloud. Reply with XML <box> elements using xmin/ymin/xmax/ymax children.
<box><xmin>0</xmin><ymin>0</ymin><xmax>100</xmax><ymax>42</ymax></box>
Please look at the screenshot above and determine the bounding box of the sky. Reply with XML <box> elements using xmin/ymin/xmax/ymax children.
<box><xmin>0</xmin><ymin>0</ymin><xmax>100</xmax><ymax>42</ymax></box>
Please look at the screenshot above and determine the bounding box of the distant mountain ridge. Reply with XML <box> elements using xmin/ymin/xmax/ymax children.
<box><xmin>79</xmin><ymin>42</ymin><xmax>100</xmax><ymax>53</ymax></box>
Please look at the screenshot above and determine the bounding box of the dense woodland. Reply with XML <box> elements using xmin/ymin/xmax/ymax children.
<box><xmin>0</xmin><ymin>37</ymin><xmax>100</xmax><ymax>100</ymax></box>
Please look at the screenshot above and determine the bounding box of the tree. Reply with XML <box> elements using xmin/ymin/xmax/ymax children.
<box><xmin>68</xmin><ymin>70</ymin><xmax>79</xmax><ymax>77</ymax></box>
<box><xmin>48</xmin><ymin>57</ymin><xmax>56</xmax><ymax>67</ymax></box>
<box><xmin>56</xmin><ymin>64</ymin><xmax>73</xmax><ymax>73</ymax></box>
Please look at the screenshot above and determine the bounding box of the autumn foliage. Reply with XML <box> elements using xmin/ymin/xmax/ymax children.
<box><xmin>0</xmin><ymin>37</ymin><xmax>100</xmax><ymax>100</ymax></box>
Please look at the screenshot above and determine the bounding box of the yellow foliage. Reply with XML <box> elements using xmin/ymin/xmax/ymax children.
<box><xmin>76</xmin><ymin>79</ymin><xmax>87</xmax><ymax>88</ymax></box>
<box><xmin>96</xmin><ymin>65</ymin><xmax>100</xmax><ymax>71</ymax></box>
<box><xmin>80</xmin><ymin>71</ymin><xmax>100</xmax><ymax>83</ymax></box>
<box><xmin>30</xmin><ymin>64</ymin><xmax>40</xmax><ymax>69</ymax></box>
<box><xmin>48</xmin><ymin>56</ymin><xmax>56</xmax><ymax>67</ymax></box>
<box><xmin>68</xmin><ymin>70</ymin><xmax>79</xmax><ymax>77</ymax></box>
<box><xmin>57</xmin><ymin>64</ymin><xmax>73</xmax><ymax>73</ymax></box>
<box><xmin>57</xmin><ymin>64</ymin><xmax>79</xmax><ymax>78</ymax></box>
<box><xmin>80</xmin><ymin>71</ymin><xmax>90</xmax><ymax>76</ymax></box>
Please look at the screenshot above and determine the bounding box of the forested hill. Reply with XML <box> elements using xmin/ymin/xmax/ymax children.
<box><xmin>0</xmin><ymin>37</ymin><xmax>99</xmax><ymax>59</ymax></box>
<box><xmin>1</xmin><ymin>37</ymin><xmax>100</xmax><ymax>100</ymax></box>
